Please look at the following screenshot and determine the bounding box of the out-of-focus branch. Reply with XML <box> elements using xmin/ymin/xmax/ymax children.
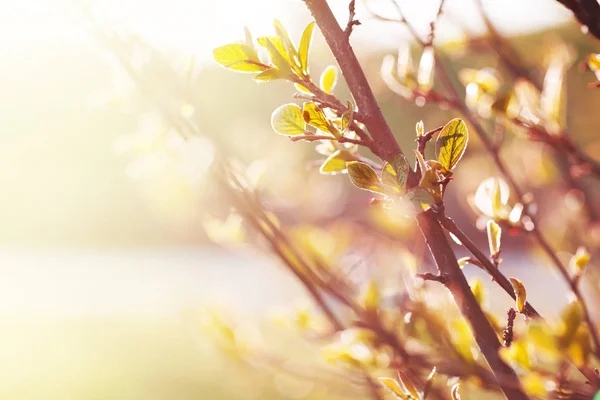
<box><xmin>555</xmin><ymin>0</ymin><xmax>600</xmax><ymax>40</ymax></box>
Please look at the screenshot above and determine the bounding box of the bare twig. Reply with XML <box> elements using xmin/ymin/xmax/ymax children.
<box><xmin>291</xmin><ymin>134</ymin><xmax>369</xmax><ymax>147</ymax></box>
<box><xmin>344</xmin><ymin>0</ymin><xmax>361</xmax><ymax>39</ymax></box>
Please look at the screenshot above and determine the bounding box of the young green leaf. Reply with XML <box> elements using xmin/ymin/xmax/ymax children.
<box><xmin>486</xmin><ymin>219</ymin><xmax>501</xmax><ymax>256</ymax></box>
<box><xmin>262</xmin><ymin>38</ymin><xmax>294</xmax><ymax>77</ymax></box>
<box><xmin>435</xmin><ymin>118</ymin><xmax>469</xmax><ymax>171</ymax></box>
<box><xmin>320</xmin><ymin>66</ymin><xmax>338</xmax><ymax>94</ymax></box>
<box><xmin>359</xmin><ymin>280</ymin><xmax>381</xmax><ymax>312</ymax></box>
<box><xmin>509</xmin><ymin>277</ymin><xmax>527</xmax><ymax>313</ymax></box>
<box><xmin>273</xmin><ymin>19</ymin><xmax>298</xmax><ymax>65</ymax></box>
<box><xmin>298</xmin><ymin>21</ymin><xmax>315</xmax><ymax>75</ymax></box>
<box><xmin>346</xmin><ymin>162</ymin><xmax>385</xmax><ymax>194</ymax></box>
<box><xmin>253</xmin><ymin>68</ymin><xmax>284</xmax><ymax>82</ymax></box>
<box><xmin>244</xmin><ymin>26</ymin><xmax>254</xmax><ymax>49</ymax></box>
<box><xmin>405</xmin><ymin>187</ymin><xmax>435</xmax><ymax>211</ymax></box>
<box><xmin>295</xmin><ymin>83</ymin><xmax>312</xmax><ymax>94</ymax></box>
<box><xmin>303</xmin><ymin>102</ymin><xmax>337</xmax><ymax>135</ymax></box>
<box><xmin>319</xmin><ymin>150</ymin><xmax>356</xmax><ymax>175</ymax></box>
<box><xmin>213</xmin><ymin>43</ymin><xmax>268</xmax><ymax>72</ymax></box>
<box><xmin>271</xmin><ymin>104</ymin><xmax>306</xmax><ymax>136</ymax></box>
<box><xmin>381</xmin><ymin>154</ymin><xmax>409</xmax><ymax>193</ymax></box>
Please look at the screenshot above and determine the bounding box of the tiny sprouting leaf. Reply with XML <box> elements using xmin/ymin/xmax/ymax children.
<box><xmin>450</xmin><ymin>383</ymin><xmax>461</xmax><ymax>400</ymax></box>
<box><xmin>253</xmin><ymin>68</ymin><xmax>284</xmax><ymax>82</ymax></box>
<box><xmin>509</xmin><ymin>277</ymin><xmax>527</xmax><ymax>313</ymax></box>
<box><xmin>416</xmin><ymin>120</ymin><xmax>424</xmax><ymax>137</ymax></box>
<box><xmin>298</xmin><ymin>21</ymin><xmax>315</xmax><ymax>75</ymax></box>
<box><xmin>486</xmin><ymin>220</ymin><xmax>501</xmax><ymax>256</ymax></box>
<box><xmin>422</xmin><ymin>367</ymin><xmax>437</xmax><ymax>400</ymax></box>
<box><xmin>271</xmin><ymin>104</ymin><xmax>306</xmax><ymax>136</ymax></box>
<box><xmin>346</xmin><ymin>162</ymin><xmax>386</xmax><ymax>194</ymax></box>
<box><xmin>381</xmin><ymin>154</ymin><xmax>409</xmax><ymax>193</ymax></box>
<box><xmin>457</xmin><ymin>257</ymin><xmax>470</xmax><ymax>269</ymax></box>
<box><xmin>303</xmin><ymin>102</ymin><xmax>337</xmax><ymax>135</ymax></box>
<box><xmin>435</xmin><ymin>118</ymin><xmax>469</xmax><ymax>171</ymax></box>
<box><xmin>273</xmin><ymin>19</ymin><xmax>298</xmax><ymax>65</ymax></box>
<box><xmin>320</xmin><ymin>65</ymin><xmax>338</xmax><ymax>94</ymax></box>
<box><xmin>413</xmin><ymin>150</ymin><xmax>428</xmax><ymax>175</ymax></box>
<box><xmin>405</xmin><ymin>187</ymin><xmax>435</xmax><ymax>211</ymax></box>
<box><xmin>319</xmin><ymin>150</ymin><xmax>356</xmax><ymax>175</ymax></box>
<box><xmin>378</xmin><ymin>378</ymin><xmax>409</xmax><ymax>400</ymax></box>
<box><xmin>213</xmin><ymin>43</ymin><xmax>268</xmax><ymax>72</ymax></box>
<box><xmin>397</xmin><ymin>371</ymin><xmax>420</xmax><ymax>400</ymax></box>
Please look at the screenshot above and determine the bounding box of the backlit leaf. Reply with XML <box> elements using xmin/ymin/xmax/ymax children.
<box><xmin>295</xmin><ymin>83</ymin><xmax>312</xmax><ymax>94</ymax></box>
<box><xmin>379</xmin><ymin>378</ymin><xmax>409</xmax><ymax>399</ymax></box>
<box><xmin>213</xmin><ymin>43</ymin><xmax>268</xmax><ymax>72</ymax></box>
<box><xmin>397</xmin><ymin>371</ymin><xmax>420</xmax><ymax>400</ymax></box>
<box><xmin>557</xmin><ymin>300</ymin><xmax>583</xmax><ymax>346</ymax></box>
<box><xmin>298</xmin><ymin>21</ymin><xmax>315</xmax><ymax>75</ymax></box>
<box><xmin>244</xmin><ymin>26</ymin><xmax>254</xmax><ymax>49</ymax></box>
<box><xmin>262</xmin><ymin>38</ymin><xmax>294</xmax><ymax>76</ymax></box>
<box><xmin>381</xmin><ymin>154</ymin><xmax>409</xmax><ymax>193</ymax></box>
<box><xmin>568</xmin><ymin>326</ymin><xmax>591</xmax><ymax>367</ymax></box>
<box><xmin>303</xmin><ymin>102</ymin><xmax>337</xmax><ymax>134</ymax></box>
<box><xmin>470</xmin><ymin>278</ymin><xmax>485</xmax><ymax>305</ymax></box>
<box><xmin>254</xmin><ymin>68</ymin><xmax>284</xmax><ymax>82</ymax></box>
<box><xmin>405</xmin><ymin>187</ymin><xmax>435</xmax><ymax>211</ymax></box>
<box><xmin>320</xmin><ymin>66</ymin><xmax>338</xmax><ymax>94</ymax></box>
<box><xmin>273</xmin><ymin>20</ymin><xmax>298</xmax><ymax>64</ymax></box>
<box><xmin>346</xmin><ymin>162</ymin><xmax>385</xmax><ymax>194</ymax></box>
<box><xmin>341</xmin><ymin>101</ymin><xmax>354</xmax><ymax>133</ymax></box>
<box><xmin>319</xmin><ymin>150</ymin><xmax>356</xmax><ymax>175</ymax></box>
<box><xmin>570</xmin><ymin>246</ymin><xmax>590</xmax><ymax>274</ymax></box>
<box><xmin>509</xmin><ymin>277</ymin><xmax>527</xmax><ymax>313</ymax></box>
<box><xmin>417</xmin><ymin>46</ymin><xmax>435</xmax><ymax>91</ymax></box>
<box><xmin>435</xmin><ymin>118</ymin><xmax>468</xmax><ymax>171</ymax></box>
<box><xmin>271</xmin><ymin>104</ymin><xmax>306</xmax><ymax>136</ymax></box>
<box><xmin>360</xmin><ymin>280</ymin><xmax>380</xmax><ymax>312</ymax></box>
<box><xmin>486</xmin><ymin>220</ymin><xmax>501</xmax><ymax>256</ymax></box>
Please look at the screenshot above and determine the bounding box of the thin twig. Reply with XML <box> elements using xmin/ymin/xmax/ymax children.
<box><xmin>344</xmin><ymin>0</ymin><xmax>361</xmax><ymax>39</ymax></box>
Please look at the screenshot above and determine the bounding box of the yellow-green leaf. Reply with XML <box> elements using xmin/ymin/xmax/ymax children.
<box><xmin>570</xmin><ymin>246</ymin><xmax>590</xmax><ymax>275</ymax></box>
<box><xmin>262</xmin><ymin>38</ymin><xmax>294</xmax><ymax>76</ymax></box>
<box><xmin>557</xmin><ymin>300</ymin><xmax>583</xmax><ymax>346</ymax></box>
<box><xmin>213</xmin><ymin>43</ymin><xmax>268</xmax><ymax>72</ymax></box>
<box><xmin>271</xmin><ymin>104</ymin><xmax>306</xmax><ymax>136</ymax></box>
<box><xmin>435</xmin><ymin>118</ymin><xmax>469</xmax><ymax>171</ymax></box>
<box><xmin>341</xmin><ymin>101</ymin><xmax>354</xmax><ymax>133</ymax></box>
<box><xmin>397</xmin><ymin>371</ymin><xmax>420</xmax><ymax>400</ymax></box>
<box><xmin>568</xmin><ymin>326</ymin><xmax>592</xmax><ymax>367</ymax></box>
<box><xmin>417</xmin><ymin>46</ymin><xmax>435</xmax><ymax>91</ymax></box>
<box><xmin>509</xmin><ymin>277</ymin><xmax>527</xmax><ymax>313</ymax></box>
<box><xmin>379</xmin><ymin>378</ymin><xmax>409</xmax><ymax>400</ymax></box>
<box><xmin>254</xmin><ymin>68</ymin><xmax>284</xmax><ymax>82</ymax></box>
<box><xmin>486</xmin><ymin>219</ymin><xmax>501</xmax><ymax>256</ymax></box>
<box><xmin>470</xmin><ymin>278</ymin><xmax>485</xmax><ymax>305</ymax></box>
<box><xmin>319</xmin><ymin>150</ymin><xmax>356</xmax><ymax>175</ymax></box>
<box><xmin>303</xmin><ymin>102</ymin><xmax>337</xmax><ymax>135</ymax></box>
<box><xmin>359</xmin><ymin>280</ymin><xmax>380</xmax><ymax>312</ymax></box>
<box><xmin>298</xmin><ymin>21</ymin><xmax>315</xmax><ymax>75</ymax></box>
<box><xmin>346</xmin><ymin>161</ymin><xmax>385</xmax><ymax>194</ymax></box>
<box><xmin>320</xmin><ymin>65</ymin><xmax>338</xmax><ymax>94</ymax></box>
<box><xmin>295</xmin><ymin>83</ymin><xmax>312</xmax><ymax>94</ymax></box>
<box><xmin>405</xmin><ymin>187</ymin><xmax>435</xmax><ymax>211</ymax></box>
<box><xmin>273</xmin><ymin>19</ymin><xmax>298</xmax><ymax>65</ymax></box>
<box><xmin>381</xmin><ymin>154</ymin><xmax>409</xmax><ymax>193</ymax></box>
<box><xmin>416</xmin><ymin>120</ymin><xmax>424</xmax><ymax>137</ymax></box>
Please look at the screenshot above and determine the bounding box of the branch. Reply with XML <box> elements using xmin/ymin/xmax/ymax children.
<box><xmin>344</xmin><ymin>0</ymin><xmax>361</xmax><ymax>39</ymax></box>
<box><xmin>555</xmin><ymin>0</ymin><xmax>600</xmax><ymax>41</ymax></box>
<box><xmin>439</xmin><ymin>214</ymin><xmax>541</xmax><ymax>319</ymax></box>
<box><xmin>304</xmin><ymin>0</ymin><xmax>402</xmax><ymax>162</ymax></box>
<box><xmin>291</xmin><ymin>134</ymin><xmax>370</xmax><ymax>147</ymax></box>
<box><xmin>416</xmin><ymin>210</ymin><xmax>529</xmax><ymax>400</ymax></box>
<box><xmin>304</xmin><ymin>2</ymin><xmax>529</xmax><ymax>397</ymax></box>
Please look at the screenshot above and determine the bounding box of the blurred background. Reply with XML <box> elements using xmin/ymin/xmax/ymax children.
<box><xmin>1</xmin><ymin>0</ymin><xmax>600</xmax><ymax>399</ymax></box>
